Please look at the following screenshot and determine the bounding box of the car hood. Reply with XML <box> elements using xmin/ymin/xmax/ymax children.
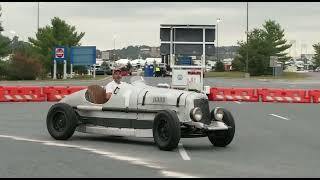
<box><xmin>137</xmin><ymin>85</ymin><xmax>198</xmax><ymax>106</ymax></box>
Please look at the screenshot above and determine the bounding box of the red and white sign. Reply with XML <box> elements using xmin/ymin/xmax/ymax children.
<box><xmin>55</xmin><ymin>48</ymin><xmax>65</xmax><ymax>58</ymax></box>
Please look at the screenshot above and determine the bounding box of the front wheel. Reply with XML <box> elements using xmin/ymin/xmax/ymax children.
<box><xmin>46</xmin><ymin>103</ymin><xmax>78</xmax><ymax>140</ymax></box>
<box><xmin>153</xmin><ymin>110</ymin><xmax>181</xmax><ymax>151</ymax></box>
<box><xmin>208</xmin><ymin>109</ymin><xmax>235</xmax><ymax>147</ymax></box>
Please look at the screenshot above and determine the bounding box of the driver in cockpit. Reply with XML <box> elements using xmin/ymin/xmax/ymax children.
<box><xmin>105</xmin><ymin>68</ymin><xmax>123</xmax><ymax>101</ymax></box>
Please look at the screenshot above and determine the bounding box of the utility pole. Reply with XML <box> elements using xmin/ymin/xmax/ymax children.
<box><xmin>113</xmin><ymin>35</ymin><xmax>117</xmax><ymax>62</ymax></box>
<box><xmin>245</xmin><ymin>2</ymin><xmax>250</xmax><ymax>78</ymax></box>
<box><xmin>246</xmin><ymin>2</ymin><xmax>249</xmax><ymax>73</ymax></box>
<box><xmin>216</xmin><ymin>18</ymin><xmax>221</xmax><ymax>62</ymax></box>
<box><xmin>217</xmin><ymin>21</ymin><xmax>219</xmax><ymax>62</ymax></box>
<box><xmin>37</xmin><ymin>2</ymin><xmax>39</xmax><ymax>31</ymax></box>
<box><xmin>113</xmin><ymin>38</ymin><xmax>116</xmax><ymax>62</ymax></box>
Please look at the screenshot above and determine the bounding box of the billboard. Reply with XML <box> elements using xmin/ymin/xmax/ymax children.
<box><xmin>160</xmin><ymin>28</ymin><xmax>215</xmax><ymax>42</ymax></box>
<box><xmin>160</xmin><ymin>25</ymin><xmax>216</xmax><ymax>56</ymax></box>
<box><xmin>101</xmin><ymin>51</ymin><xmax>110</xmax><ymax>60</ymax></box>
<box><xmin>70</xmin><ymin>46</ymin><xmax>96</xmax><ymax>65</ymax></box>
<box><xmin>160</xmin><ymin>44</ymin><xmax>215</xmax><ymax>56</ymax></box>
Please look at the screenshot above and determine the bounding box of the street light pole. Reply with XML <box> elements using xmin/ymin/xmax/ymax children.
<box><xmin>216</xmin><ymin>18</ymin><xmax>221</xmax><ymax>62</ymax></box>
<box><xmin>9</xmin><ymin>30</ymin><xmax>16</xmax><ymax>54</ymax></box>
<box><xmin>37</xmin><ymin>2</ymin><xmax>39</xmax><ymax>31</ymax></box>
<box><xmin>246</xmin><ymin>2</ymin><xmax>249</xmax><ymax>74</ymax></box>
<box><xmin>113</xmin><ymin>35</ymin><xmax>117</xmax><ymax>62</ymax></box>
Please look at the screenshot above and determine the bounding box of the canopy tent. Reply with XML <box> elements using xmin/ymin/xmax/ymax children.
<box><xmin>115</xmin><ymin>59</ymin><xmax>130</xmax><ymax>66</ymax></box>
<box><xmin>145</xmin><ymin>58</ymin><xmax>162</xmax><ymax>65</ymax></box>
<box><xmin>130</xmin><ymin>59</ymin><xmax>147</xmax><ymax>66</ymax></box>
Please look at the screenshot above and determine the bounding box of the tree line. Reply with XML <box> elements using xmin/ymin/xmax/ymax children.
<box><xmin>0</xmin><ymin>5</ymin><xmax>320</xmax><ymax>80</ymax></box>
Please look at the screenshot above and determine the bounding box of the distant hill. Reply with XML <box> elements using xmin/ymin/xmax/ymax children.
<box><xmin>98</xmin><ymin>45</ymin><xmax>239</xmax><ymax>60</ymax></box>
<box><xmin>217</xmin><ymin>46</ymin><xmax>239</xmax><ymax>60</ymax></box>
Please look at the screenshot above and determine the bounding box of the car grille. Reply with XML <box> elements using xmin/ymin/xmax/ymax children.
<box><xmin>193</xmin><ymin>98</ymin><xmax>211</xmax><ymax>125</ymax></box>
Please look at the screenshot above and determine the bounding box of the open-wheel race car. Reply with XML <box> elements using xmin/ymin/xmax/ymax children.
<box><xmin>46</xmin><ymin>76</ymin><xmax>235</xmax><ymax>151</ymax></box>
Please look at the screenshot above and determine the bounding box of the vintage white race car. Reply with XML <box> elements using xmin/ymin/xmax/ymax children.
<box><xmin>46</xmin><ymin>76</ymin><xmax>235</xmax><ymax>151</ymax></box>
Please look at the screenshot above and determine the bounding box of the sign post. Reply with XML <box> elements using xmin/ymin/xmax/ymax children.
<box><xmin>93</xmin><ymin>64</ymin><xmax>96</xmax><ymax>79</ymax></box>
<box><xmin>270</xmin><ymin>56</ymin><xmax>278</xmax><ymax>77</ymax></box>
<box><xmin>53</xmin><ymin>46</ymin><xmax>67</xmax><ymax>80</ymax></box>
<box><xmin>70</xmin><ymin>64</ymin><xmax>73</xmax><ymax>78</ymax></box>
<box><xmin>63</xmin><ymin>60</ymin><xmax>67</xmax><ymax>79</ymax></box>
<box><xmin>53</xmin><ymin>60</ymin><xmax>57</xmax><ymax>80</ymax></box>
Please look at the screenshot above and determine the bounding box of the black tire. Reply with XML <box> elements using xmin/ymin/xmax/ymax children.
<box><xmin>208</xmin><ymin>109</ymin><xmax>235</xmax><ymax>147</ymax></box>
<box><xmin>153</xmin><ymin>110</ymin><xmax>181</xmax><ymax>151</ymax></box>
<box><xmin>46</xmin><ymin>103</ymin><xmax>78</xmax><ymax>140</ymax></box>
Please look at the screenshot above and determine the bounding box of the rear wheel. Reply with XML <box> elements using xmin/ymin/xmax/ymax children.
<box><xmin>153</xmin><ymin>110</ymin><xmax>181</xmax><ymax>151</ymax></box>
<box><xmin>46</xmin><ymin>103</ymin><xmax>78</xmax><ymax>140</ymax></box>
<box><xmin>208</xmin><ymin>109</ymin><xmax>235</xmax><ymax>147</ymax></box>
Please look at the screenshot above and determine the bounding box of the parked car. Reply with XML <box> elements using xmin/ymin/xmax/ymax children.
<box><xmin>94</xmin><ymin>66</ymin><xmax>112</xmax><ymax>75</ymax></box>
<box><xmin>46</xmin><ymin>76</ymin><xmax>235</xmax><ymax>151</ymax></box>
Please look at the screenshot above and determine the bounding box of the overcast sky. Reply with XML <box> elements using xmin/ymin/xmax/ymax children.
<box><xmin>1</xmin><ymin>2</ymin><xmax>319</xmax><ymax>56</ymax></box>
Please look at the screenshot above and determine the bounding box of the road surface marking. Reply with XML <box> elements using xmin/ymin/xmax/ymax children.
<box><xmin>269</xmin><ymin>114</ymin><xmax>290</xmax><ymax>120</ymax></box>
<box><xmin>161</xmin><ymin>171</ymin><xmax>198</xmax><ymax>178</ymax></box>
<box><xmin>178</xmin><ymin>143</ymin><xmax>190</xmax><ymax>160</ymax></box>
<box><xmin>0</xmin><ymin>134</ymin><xmax>199</xmax><ymax>178</ymax></box>
<box><xmin>233</xmin><ymin>101</ymin><xmax>242</xmax><ymax>104</ymax></box>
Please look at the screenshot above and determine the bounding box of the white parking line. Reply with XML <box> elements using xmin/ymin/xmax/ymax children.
<box><xmin>178</xmin><ymin>143</ymin><xmax>190</xmax><ymax>160</ymax></box>
<box><xmin>0</xmin><ymin>134</ymin><xmax>199</xmax><ymax>178</ymax></box>
<box><xmin>161</xmin><ymin>171</ymin><xmax>197</xmax><ymax>178</ymax></box>
<box><xmin>269</xmin><ymin>114</ymin><xmax>290</xmax><ymax>120</ymax></box>
<box><xmin>233</xmin><ymin>101</ymin><xmax>242</xmax><ymax>104</ymax></box>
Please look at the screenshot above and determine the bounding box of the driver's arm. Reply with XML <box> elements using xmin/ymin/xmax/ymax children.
<box><xmin>105</xmin><ymin>83</ymin><xmax>114</xmax><ymax>101</ymax></box>
<box><xmin>106</xmin><ymin>92</ymin><xmax>112</xmax><ymax>100</ymax></box>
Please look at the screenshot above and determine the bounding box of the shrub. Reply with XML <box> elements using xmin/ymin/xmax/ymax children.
<box><xmin>215</xmin><ymin>61</ymin><xmax>225</xmax><ymax>72</ymax></box>
<box><xmin>7</xmin><ymin>52</ymin><xmax>42</xmax><ymax>80</ymax></box>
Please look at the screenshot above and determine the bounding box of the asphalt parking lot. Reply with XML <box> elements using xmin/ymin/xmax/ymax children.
<box><xmin>0</xmin><ymin>76</ymin><xmax>320</xmax><ymax>177</ymax></box>
<box><xmin>1</xmin><ymin>102</ymin><xmax>320</xmax><ymax>177</ymax></box>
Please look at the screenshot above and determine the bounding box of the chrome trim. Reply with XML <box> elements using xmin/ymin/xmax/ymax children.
<box><xmin>76</xmin><ymin>105</ymin><xmax>103</xmax><ymax>111</ymax></box>
<box><xmin>76</xmin><ymin>125</ymin><xmax>135</xmax><ymax>136</ymax></box>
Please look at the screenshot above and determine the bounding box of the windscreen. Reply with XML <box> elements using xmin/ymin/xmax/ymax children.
<box><xmin>130</xmin><ymin>76</ymin><xmax>147</xmax><ymax>86</ymax></box>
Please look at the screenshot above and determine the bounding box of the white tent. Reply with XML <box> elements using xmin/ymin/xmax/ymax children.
<box><xmin>146</xmin><ymin>58</ymin><xmax>162</xmax><ymax>65</ymax></box>
<box><xmin>115</xmin><ymin>59</ymin><xmax>130</xmax><ymax>66</ymax></box>
<box><xmin>130</xmin><ymin>59</ymin><xmax>146</xmax><ymax>66</ymax></box>
<box><xmin>95</xmin><ymin>58</ymin><xmax>104</xmax><ymax>66</ymax></box>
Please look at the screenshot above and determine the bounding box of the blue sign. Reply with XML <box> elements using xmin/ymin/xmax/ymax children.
<box><xmin>53</xmin><ymin>46</ymin><xmax>67</xmax><ymax>61</ymax></box>
<box><xmin>70</xmin><ymin>46</ymin><xmax>96</xmax><ymax>65</ymax></box>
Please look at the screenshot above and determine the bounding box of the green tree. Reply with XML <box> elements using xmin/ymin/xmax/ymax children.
<box><xmin>0</xmin><ymin>60</ymin><xmax>8</xmax><ymax>79</ymax></box>
<box><xmin>101</xmin><ymin>61</ymin><xmax>110</xmax><ymax>70</ymax></box>
<box><xmin>126</xmin><ymin>61</ymin><xmax>132</xmax><ymax>71</ymax></box>
<box><xmin>0</xmin><ymin>5</ymin><xmax>11</xmax><ymax>79</ymax></box>
<box><xmin>28</xmin><ymin>17</ymin><xmax>85</xmax><ymax>77</ymax></box>
<box><xmin>0</xmin><ymin>6</ymin><xmax>10</xmax><ymax>58</ymax></box>
<box><xmin>262</xmin><ymin>20</ymin><xmax>292</xmax><ymax>64</ymax></box>
<box><xmin>234</xmin><ymin>20</ymin><xmax>291</xmax><ymax>76</ymax></box>
<box><xmin>215</xmin><ymin>61</ymin><xmax>225</xmax><ymax>72</ymax></box>
<box><xmin>0</xmin><ymin>5</ymin><xmax>4</xmax><ymax>32</ymax></box>
<box><xmin>0</xmin><ymin>34</ymin><xmax>11</xmax><ymax>57</ymax></box>
<box><xmin>313</xmin><ymin>43</ymin><xmax>320</xmax><ymax>69</ymax></box>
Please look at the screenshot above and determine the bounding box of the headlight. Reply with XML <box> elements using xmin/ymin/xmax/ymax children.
<box><xmin>214</xmin><ymin>107</ymin><xmax>224</xmax><ymax>121</ymax></box>
<box><xmin>190</xmin><ymin>107</ymin><xmax>203</xmax><ymax>122</ymax></box>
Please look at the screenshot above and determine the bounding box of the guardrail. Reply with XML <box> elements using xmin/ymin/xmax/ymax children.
<box><xmin>0</xmin><ymin>86</ymin><xmax>319</xmax><ymax>103</ymax></box>
<box><xmin>0</xmin><ymin>86</ymin><xmax>87</xmax><ymax>102</ymax></box>
<box><xmin>209</xmin><ymin>87</ymin><xmax>318</xmax><ymax>103</ymax></box>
